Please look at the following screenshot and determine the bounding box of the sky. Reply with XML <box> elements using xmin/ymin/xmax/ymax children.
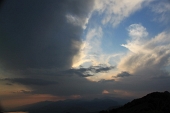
<box><xmin>0</xmin><ymin>0</ymin><xmax>170</xmax><ymax>109</ymax></box>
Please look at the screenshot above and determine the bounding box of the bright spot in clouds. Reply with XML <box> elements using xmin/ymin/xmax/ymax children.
<box><xmin>102</xmin><ymin>90</ymin><xmax>109</xmax><ymax>94</ymax></box>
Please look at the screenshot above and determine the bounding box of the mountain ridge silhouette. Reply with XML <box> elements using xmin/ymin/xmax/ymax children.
<box><xmin>100</xmin><ymin>91</ymin><xmax>170</xmax><ymax>113</ymax></box>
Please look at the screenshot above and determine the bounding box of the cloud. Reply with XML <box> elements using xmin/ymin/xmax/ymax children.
<box><xmin>12</xmin><ymin>90</ymin><xmax>33</xmax><ymax>94</ymax></box>
<box><xmin>94</xmin><ymin>0</ymin><xmax>152</xmax><ymax>27</ymax></box>
<box><xmin>127</xmin><ymin>24</ymin><xmax>148</xmax><ymax>39</ymax></box>
<box><xmin>72</xmin><ymin>26</ymin><xmax>104</xmax><ymax>68</ymax></box>
<box><xmin>151</xmin><ymin>0</ymin><xmax>170</xmax><ymax>23</ymax></box>
<box><xmin>102</xmin><ymin>90</ymin><xmax>109</xmax><ymax>94</ymax></box>
<box><xmin>0</xmin><ymin>0</ymin><xmax>94</xmax><ymax>71</ymax></box>
<box><xmin>72</xmin><ymin>25</ymin><xmax>123</xmax><ymax>70</ymax></box>
<box><xmin>65</xmin><ymin>65</ymin><xmax>115</xmax><ymax>77</ymax></box>
<box><xmin>119</xmin><ymin>24</ymin><xmax>170</xmax><ymax>77</ymax></box>
<box><xmin>122</xmin><ymin>24</ymin><xmax>148</xmax><ymax>53</ymax></box>
<box><xmin>0</xmin><ymin>0</ymin><xmax>4</xmax><ymax>7</ymax></box>
<box><xmin>1</xmin><ymin>78</ymin><xmax>58</xmax><ymax>86</ymax></box>
<box><xmin>0</xmin><ymin>0</ymin><xmax>112</xmax><ymax>99</ymax></box>
<box><xmin>28</xmin><ymin>75</ymin><xmax>105</xmax><ymax>96</ymax></box>
<box><xmin>117</xmin><ymin>71</ymin><xmax>132</xmax><ymax>78</ymax></box>
<box><xmin>66</xmin><ymin>14</ymin><xmax>90</xmax><ymax>29</ymax></box>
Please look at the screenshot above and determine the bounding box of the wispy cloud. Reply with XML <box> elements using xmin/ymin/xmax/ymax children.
<box><xmin>66</xmin><ymin>14</ymin><xmax>90</xmax><ymax>29</ymax></box>
<box><xmin>151</xmin><ymin>0</ymin><xmax>170</xmax><ymax>23</ymax></box>
<box><xmin>1</xmin><ymin>78</ymin><xmax>58</xmax><ymax>86</ymax></box>
<box><xmin>94</xmin><ymin>0</ymin><xmax>152</xmax><ymax>27</ymax></box>
<box><xmin>72</xmin><ymin>26</ymin><xmax>103</xmax><ymax>68</ymax></box>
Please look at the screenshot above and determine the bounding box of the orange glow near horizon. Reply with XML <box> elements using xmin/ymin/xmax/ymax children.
<box><xmin>1</xmin><ymin>94</ymin><xmax>65</xmax><ymax>109</ymax></box>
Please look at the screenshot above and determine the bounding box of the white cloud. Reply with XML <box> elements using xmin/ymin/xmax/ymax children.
<box><xmin>122</xmin><ymin>24</ymin><xmax>148</xmax><ymax>53</ymax></box>
<box><xmin>66</xmin><ymin>14</ymin><xmax>90</xmax><ymax>29</ymax></box>
<box><xmin>151</xmin><ymin>1</ymin><xmax>170</xmax><ymax>23</ymax></box>
<box><xmin>118</xmin><ymin>24</ymin><xmax>170</xmax><ymax>76</ymax></box>
<box><xmin>72</xmin><ymin>26</ymin><xmax>103</xmax><ymax>68</ymax></box>
<box><xmin>127</xmin><ymin>24</ymin><xmax>148</xmax><ymax>39</ymax></box>
<box><xmin>152</xmin><ymin>2</ymin><xmax>170</xmax><ymax>14</ymax></box>
<box><xmin>94</xmin><ymin>0</ymin><xmax>152</xmax><ymax>27</ymax></box>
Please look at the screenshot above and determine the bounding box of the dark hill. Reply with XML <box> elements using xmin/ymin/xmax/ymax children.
<box><xmin>100</xmin><ymin>91</ymin><xmax>170</xmax><ymax>113</ymax></box>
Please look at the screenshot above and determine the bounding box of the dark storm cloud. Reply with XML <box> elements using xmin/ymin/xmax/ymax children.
<box><xmin>0</xmin><ymin>0</ymin><xmax>94</xmax><ymax>70</ymax></box>
<box><xmin>0</xmin><ymin>0</ymin><xmax>4</xmax><ymax>7</ymax></box>
<box><xmin>64</xmin><ymin>65</ymin><xmax>115</xmax><ymax>77</ymax></box>
<box><xmin>117</xmin><ymin>71</ymin><xmax>132</xmax><ymax>78</ymax></box>
<box><xmin>1</xmin><ymin>78</ymin><xmax>57</xmax><ymax>86</ymax></box>
<box><xmin>0</xmin><ymin>0</ymin><xmax>109</xmax><ymax>97</ymax></box>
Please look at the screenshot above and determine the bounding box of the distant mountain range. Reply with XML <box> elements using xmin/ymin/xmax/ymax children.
<box><xmin>100</xmin><ymin>91</ymin><xmax>170</xmax><ymax>113</ymax></box>
<box><xmin>11</xmin><ymin>98</ymin><xmax>123</xmax><ymax>113</ymax></box>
